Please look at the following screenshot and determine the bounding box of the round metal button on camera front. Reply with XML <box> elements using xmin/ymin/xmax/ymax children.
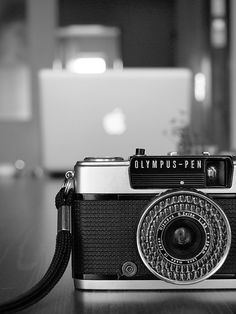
<box><xmin>136</xmin><ymin>189</ymin><xmax>231</xmax><ymax>285</ymax></box>
<box><xmin>122</xmin><ymin>262</ymin><xmax>137</xmax><ymax>277</ymax></box>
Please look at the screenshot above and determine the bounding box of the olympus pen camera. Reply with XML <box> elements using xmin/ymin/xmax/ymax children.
<box><xmin>72</xmin><ymin>149</ymin><xmax>236</xmax><ymax>290</ymax></box>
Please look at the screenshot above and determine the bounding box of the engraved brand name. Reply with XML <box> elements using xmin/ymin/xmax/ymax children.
<box><xmin>134</xmin><ymin>159</ymin><xmax>202</xmax><ymax>170</ymax></box>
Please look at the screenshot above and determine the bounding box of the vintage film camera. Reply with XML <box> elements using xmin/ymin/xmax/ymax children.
<box><xmin>72</xmin><ymin>148</ymin><xmax>236</xmax><ymax>290</ymax></box>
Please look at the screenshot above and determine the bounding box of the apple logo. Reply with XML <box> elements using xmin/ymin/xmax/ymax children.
<box><xmin>103</xmin><ymin>108</ymin><xmax>127</xmax><ymax>135</ymax></box>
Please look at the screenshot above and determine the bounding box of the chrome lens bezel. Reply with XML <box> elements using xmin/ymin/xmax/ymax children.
<box><xmin>137</xmin><ymin>190</ymin><xmax>231</xmax><ymax>285</ymax></box>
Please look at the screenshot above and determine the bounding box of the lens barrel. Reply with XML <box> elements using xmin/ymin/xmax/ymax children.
<box><xmin>137</xmin><ymin>189</ymin><xmax>231</xmax><ymax>285</ymax></box>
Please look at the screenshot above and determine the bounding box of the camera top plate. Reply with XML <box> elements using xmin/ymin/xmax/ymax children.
<box><xmin>74</xmin><ymin>149</ymin><xmax>235</xmax><ymax>194</ymax></box>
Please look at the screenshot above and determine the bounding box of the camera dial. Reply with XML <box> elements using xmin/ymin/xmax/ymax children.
<box><xmin>83</xmin><ymin>157</ymin><xmax>124</xmax><ymax>162</ymax></box>
<box><xmin>137</xmin><ymin>189</ymin><xmax>231</xmax><ymax>285</ymax></box>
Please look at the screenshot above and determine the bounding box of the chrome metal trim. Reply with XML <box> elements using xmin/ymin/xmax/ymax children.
<box><xmin>83</xmin><ymin>157</ymin><xmax>124</xmax><ymax>162</ymax></box>
<box><xmin>76</xmin><ymin>160</ymin><xmax>129</xmax><ymax>167</ymax></box>
<box><xmin>63</xmin><ymin>170</ymin><xmax>75</xmax><ymax>194</ymax></box>
<box><xmin>74</xmin><ymin>278</ymin><xmax>236</xmax><ymax>290</ymax></box>
<box><xmin>136</xmin><ymin>190</ymin><xmax>231</xmax><ymax>285</ymax></box>
<box><xmin>74</xmin><ymin>160</ymin><xmax>236</xmax><ymax>194</ymax></box>
<box><xmin>57</xmin><ymin>205</ymin><xmax>71</xmax><ymax>232</ymax></box>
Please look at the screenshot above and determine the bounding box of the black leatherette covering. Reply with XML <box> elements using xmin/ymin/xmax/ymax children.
<box><xmin>72</xmin><ymin>197</ymin><xmax>236</xmax><ymax>279</ymax></box>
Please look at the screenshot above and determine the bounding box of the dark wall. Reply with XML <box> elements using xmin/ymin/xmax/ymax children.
<box><xmin>58</xmin><ymin>0</ymin><xmax>176</xmax><ymax>67</ymax></box>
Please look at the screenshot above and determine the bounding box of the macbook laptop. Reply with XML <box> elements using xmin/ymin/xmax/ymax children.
<box><xmin>38</xmin><ymin>69</ymin><xmax>192</xmax><ymax>172</ymax></box>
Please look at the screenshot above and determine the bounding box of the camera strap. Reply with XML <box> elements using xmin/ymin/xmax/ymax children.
<box><xmin>0</xmin><ymin>172</ymin><xmax>75</xmax><ymax>313</ymax></box>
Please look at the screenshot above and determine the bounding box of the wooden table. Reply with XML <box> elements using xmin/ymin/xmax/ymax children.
<box><xmin>0</xmin><ymin>176</ymin><xmax>236</xmax><ymax>314</ymax></box>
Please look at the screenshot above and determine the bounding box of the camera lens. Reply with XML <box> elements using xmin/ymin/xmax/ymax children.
<box><xmin>162</xmin><ymin>217</ymin><xmax>205</xmax><ymax>260</ymax></box>
<box><xmin>137</xmin><ymin>189</ymin><xmax>231</xmax><ymax>285</ymax></box>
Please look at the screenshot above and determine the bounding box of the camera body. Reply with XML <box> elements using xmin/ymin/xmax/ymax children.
<box><xmin>72</xmin><ymin>149</ymin><xmax>236</xmax><ymax>290</ymax></box>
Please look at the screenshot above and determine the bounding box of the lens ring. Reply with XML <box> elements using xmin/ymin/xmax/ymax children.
<box><xmin>161</xmin><ymin>214</ymin><xmax>209</xmax><ymax>261</ymax></box>
<box><xmin>137</xmin><ymin>190</ymin><xmax>231</xmax><ymax>285</ymax></box>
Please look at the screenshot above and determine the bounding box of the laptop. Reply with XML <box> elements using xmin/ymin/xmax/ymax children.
<box><xmin>38</xmin><ymin>69</ymin><xmax>192</xmax><ymax>172</ymax></box>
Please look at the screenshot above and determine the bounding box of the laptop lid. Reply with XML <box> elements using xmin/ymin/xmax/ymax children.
<box><xmin>39</xmin><ymin>69</ymin><xmax>192</xmax><ymax>172</ymax></box>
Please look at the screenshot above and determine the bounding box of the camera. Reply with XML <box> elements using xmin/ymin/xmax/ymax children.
<box><xmin>72</xmin><ymin>149</ymin><xmax>236</xmax><ymax>290</ymax></box>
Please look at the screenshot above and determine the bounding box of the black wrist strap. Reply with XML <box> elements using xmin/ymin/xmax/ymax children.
<box><xmin>0</xmin><ymin>188</ymin><xmax>73</xmax><ymax>314</ymax></box>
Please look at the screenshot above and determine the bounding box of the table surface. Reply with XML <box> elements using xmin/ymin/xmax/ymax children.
<box><xmin>1</xmin><ymin>176</ymin><xmax>236</xmax><ymax>314</ymax></box>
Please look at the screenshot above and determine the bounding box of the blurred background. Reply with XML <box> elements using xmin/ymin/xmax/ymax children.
<box><xmin>0</xmin><ymin>0</ymin><xmax>235</xmax><ymax>175</ymax></box>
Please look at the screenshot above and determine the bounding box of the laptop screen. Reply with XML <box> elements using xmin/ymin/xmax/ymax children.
<box><xmin>39</xmin><ymin>69</ymin><xmax>192</xmax><ymax>172</ymax></box>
